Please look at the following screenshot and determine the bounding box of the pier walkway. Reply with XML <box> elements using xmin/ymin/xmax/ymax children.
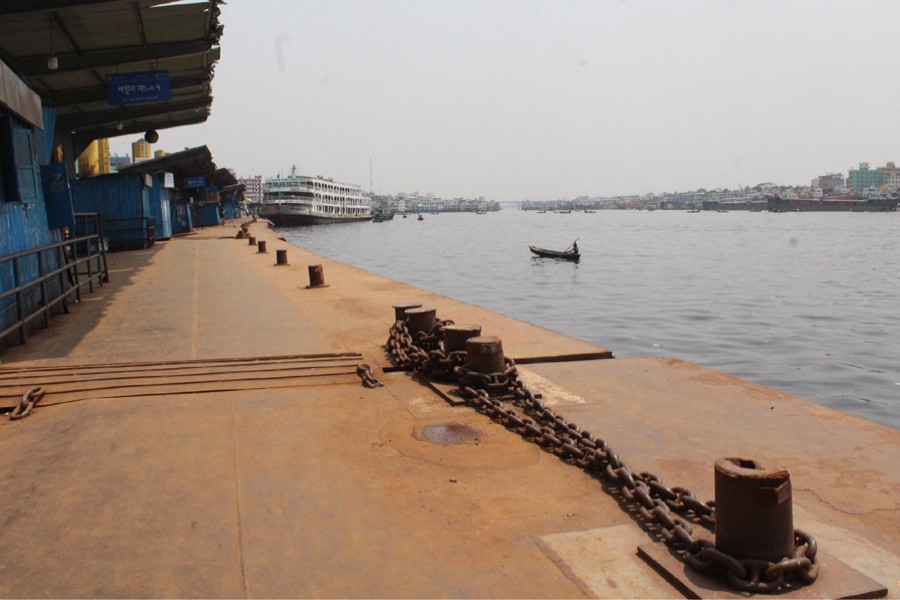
<box><xmin>0</xmin><ymin>221</ymin><xmax>896</xmax><ymax>598</ymax></box>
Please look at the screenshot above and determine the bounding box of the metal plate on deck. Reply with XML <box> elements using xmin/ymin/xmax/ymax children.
<box><xmin>638</xmin><ymin>542</ymin><xmax>888</xmax><ymax>599</ymax></box>
<box><xmin>539</xmin><ymin>524</ymin><xmax>681</xmax><ymax>599</ymax></box>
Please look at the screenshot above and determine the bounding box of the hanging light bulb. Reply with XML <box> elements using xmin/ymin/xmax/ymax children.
<box><xmin>47</xmin><ymin>14</ymin><xmax>57</xmax><ymax>70</ymax></box>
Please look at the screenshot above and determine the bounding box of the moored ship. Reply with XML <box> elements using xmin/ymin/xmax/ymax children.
<box><xmin>766</xmin><ymin>193</ymin><xmax>899</xmax><ymax>212</ymax></box>
<box><xmin>261</xmin><ymin>167</ymin><xmax>371</xmax><ymax>225</ymax></box>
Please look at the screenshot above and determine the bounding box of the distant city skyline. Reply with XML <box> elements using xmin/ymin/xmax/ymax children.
<box><xmin>109</xmin><ymin>0</ymin><xmax>900</xmax><ymax>202</ymax></box>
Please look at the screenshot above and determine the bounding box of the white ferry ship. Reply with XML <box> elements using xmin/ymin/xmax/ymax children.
<box><xmin>260</xmin><ymin>167</ymin><xmax>372</xmax><ymax>225</ymax></box>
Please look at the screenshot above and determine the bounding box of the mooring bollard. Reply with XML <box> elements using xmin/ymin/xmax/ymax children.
<box><xmin>715</xmin><ymin>457</ymin><xmax>794</xmax><ymax>562</ymax></box>
<box><xmin>443</xmin><ymin>324</ymin><xmax>482</xmax><ymax>352</ymax></box>
<box><xmin>248</xmin><ymin>236</ymin><xmax>256</xmax><ymax>246</ymax></box>
<box><xmin>257</xmin><ymin>240</ymin><xmax>267</xmax><ymax>253</ymax></box>
<box><xmin>307</xmin><ymin>264</ymin><xmax>326</xmax><ymax>288</ymax></box>
<box><xmin>275</xmin><ymin>249</ymin><xmax>289</xmax><ymax>266</ymax></box>
<box><xmin>465</xmin><ymin>336</ymin><xmax>506</xmax><ymax>374</ymax></box>
<box><xmin>405</xmin><ymin>307</ymin><xmax>436</xmax><ymax>334</ymax></box>
<box><xmin>392</xmin><ymin>302</ymin><xmax>422</xmax><ymax>321</ymax></box>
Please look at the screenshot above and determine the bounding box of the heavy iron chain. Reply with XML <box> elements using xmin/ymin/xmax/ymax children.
<box><xmin>356</xmin><ymin>364</ymin><xmax>384</xmax><ymax>388</ymax></box>
<box><xmin>384</xmin><ymin>316</ymin><xmax>819</xmax><ymax>593</ymax></box>
<box><xmin>453</xmin><ymin>364</ymin><xmax>819</xmax><ymax>593</ymax></box>
<box><xmin>385</xmin><ymin>318</ymin><xmax>456</xmax><ymax>376</ymax></box>
<box><xmin>10</xmin><ymin>387</ymin><xmax>45</xmax><ymax>421</ymax></box>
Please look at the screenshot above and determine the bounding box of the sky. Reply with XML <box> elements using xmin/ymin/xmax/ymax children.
<box><xmin>110</xmin><ymin>0</ymin><xmax>900</xmax><ymax>202</ymax></box>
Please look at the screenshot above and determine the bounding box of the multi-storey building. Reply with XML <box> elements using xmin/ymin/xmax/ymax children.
<box><xmin>811</xmin><ymin>172</ymin><xmax>844</xmax><ymax>192</ymax></box>
<box><xmin>239</xmin><ymin>175</ymin><xmax>263</xmax><ymax>203</ymax></box>
<box><xmin>879</xmin><ymin>162</ymin><xmax>900</xmax><ymax>191</ymax></box>
<box><xmin>848</xmin><ymin>162</ymin><xmax>884</xmax><ymax>191</ymax></box>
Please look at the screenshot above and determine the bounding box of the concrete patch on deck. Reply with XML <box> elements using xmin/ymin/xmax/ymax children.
<box><xmin>537</xmin><ymin>523</ymin><xmax>679</xmax><ymax>598</ymax></box>
<box><xmin>517</xmin><ymin>366</ymin><xmax>587</xmax><ymax>407</ymax></box>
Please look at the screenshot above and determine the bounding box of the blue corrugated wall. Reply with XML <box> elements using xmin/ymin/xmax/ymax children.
<box><xmin>71</xmin><ymin>173</ymin><xmax>154</xmax><ymax>250</ymax></box>
<box><xmin>199</xmin><ymin>203</ymin><xmax>221</xmax><ymax>227</ymax></box>
<box><xmin>172</xmin><ymin>200</ymin><xmax>192</xmax><ymax>234</ymax></box>
<box><xmin>147</xmin><ymin>176</ymin><xmax>173</xmax><ymax>239</ymax></box>
<box><xmin>0</xmin><ymin>108</ymin><xmax>61</xmax><ymax>337</ymax></box>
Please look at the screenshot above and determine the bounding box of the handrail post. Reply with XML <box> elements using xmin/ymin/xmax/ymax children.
<box><xmin>95</xmin><ymin>214</ymin><xmax>109</xmax><ymax>282</ymax></box>
<box><xmin>71</xmin><ymin>238</ymin><xmax>82</xmax><ymax>303</ymax></box>
<box><xmin>86</xmin><ymin>235</ymin><xmax>95</xmax><ymax>293</ymax></box>
<box><xmin>13</xmin><ymin>257</ymin><xmax>26</xmax><ymax>344</ymax></box>
<box><xmin>38</xmin><ymin>250</ymin><xmax>49</xmax><ymax>328</ymax></box>
<box><xmin>56</xmin><ymin>244</ymin><xmax>70</xmax><ymax>314</ymax></box>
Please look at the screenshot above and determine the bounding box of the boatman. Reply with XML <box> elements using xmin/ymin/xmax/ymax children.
<box><xmin>572</xmin><ymin>241</ymin><xmax>579</xmax><ymax>254</ymax></box>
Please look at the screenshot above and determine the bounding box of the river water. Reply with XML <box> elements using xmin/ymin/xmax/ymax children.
<box><xmin>277</xmin><ymin>210</ymin><xmax>900</xmax><ymax>429</ymax></box>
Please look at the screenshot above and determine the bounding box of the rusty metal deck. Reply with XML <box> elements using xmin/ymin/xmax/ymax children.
<box><xmin>0</xmin><ymin>221</ymin><xmax>895</xmax><ymax>598</ymax></box>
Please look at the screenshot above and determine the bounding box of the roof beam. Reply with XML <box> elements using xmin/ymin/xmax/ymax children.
<box><xmin>64</xmin><ymin>112</ymin><xmax>209</xmax><ymax>151</ymax></box>
<box><xmin>16</xmin><ymin>41</ymin><xmax>218</xmax><ymax>76</ymax></box>
<box><xmin>57</xmin><ymin>96</ymin><xmax>211</xmax><ymax>130</ymax></box>
<box><xmin>0</xmin><ymin>0</ymin><xmax>123</xmax><ymax>15</ymax></box>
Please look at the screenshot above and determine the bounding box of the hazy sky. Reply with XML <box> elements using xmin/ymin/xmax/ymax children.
<box><xmin>111</xmin><ymin>0</ymin><xmax>900</xmax><ymax>201</ymax></box>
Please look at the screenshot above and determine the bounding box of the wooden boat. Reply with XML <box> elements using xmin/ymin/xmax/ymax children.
<box><xmin>528</xmin><ymin>245</ymin><xmax>580</xmax><ymax>262</ymax></box>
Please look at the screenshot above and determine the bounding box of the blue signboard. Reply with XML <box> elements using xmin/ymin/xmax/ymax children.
<box><xmin>183</xmin><ymin>176</ymin><xmax>206</xmax><ymax>189</ymax></box>
<box><xmin>107</xmin><ymin>71</ymin><xmax>171</xmax><ymax>104</ymax></box>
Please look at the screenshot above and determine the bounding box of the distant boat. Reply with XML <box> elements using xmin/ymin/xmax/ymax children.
<box><xmin>537</xmin><ymin>210</ymin><xmax>547</xmax><ymax>214</ymax></box>
<box><xmin>475</xmin><ymin>210</ymin><xmax>487</xmax><ymax>214</ymax></box>
<box><xmin>528</xmin><ymin>241</ymin><xmax>580</xmax><ymax>262</ymax></box>
<box><xmin>584</xmin><ymin>210</ymin><xmax>596</xmax><ymax>213</ymax></box>
<box><xmin>766</xmin><ymin>194</ymin><xmax>899</xmax><ymax>212</ymax></box>
<box><xmin>417</xmin><ymin>214</ymin><xmax>424</xmax><ymax>221</ymax></box>
<box><xmin>372</xmin><ymin>207</ymin><xmax>394</xmax><ymax>222</ymax></box>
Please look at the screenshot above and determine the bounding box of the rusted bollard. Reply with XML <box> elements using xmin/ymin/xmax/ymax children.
<box><xmin>248</xmin><ymin>236</ymin><xmax>256</xmax><ymax>246</ymax></box>
<box><xmin>443</xmin><ymin>324</ymin><xmax>482</xmax><ymax>352</ymax></box>
<box><xmin>307</xmin><ymin>265</ymin><xmax>326</xmax><ymax>288</ymax></box>
<box><xmin>257</xmin><ymin>240</ymin><xmax>267</xmax><ymax>253</ymax></box>
<box><xmin>465</xmin><ymin>336</ymin><xmax>505</xmax><ymax>374</ymax></box>
<box><xmin>275</xmin><ymin>249</ymin><xmax>289</xmax><ymax>266</ymax></box>
<box><xmin>392</xmin><ymin>302</ymin><xmax>422</xmax><ymax>321</ymax></box>
<box><xmin>405</xmin><ymin>307</ymin><xmax>436</xmax><ymax>334</ymax></box>
<box><xmin>715</xmin><ymin>457</ymin><xmax>794</xmax><ymax>562</ymax></box>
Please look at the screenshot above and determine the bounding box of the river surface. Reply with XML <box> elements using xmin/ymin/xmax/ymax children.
<box><xmin>277</xmin><ymin>210</ymin><xmax>900</xmax><ymax>429</ymax></box>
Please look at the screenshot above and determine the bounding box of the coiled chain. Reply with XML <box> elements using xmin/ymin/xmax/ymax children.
<box><xmin>385</xmin><ymin>317</ymin><xmax>819</xmax><ymax>593</ymax></box>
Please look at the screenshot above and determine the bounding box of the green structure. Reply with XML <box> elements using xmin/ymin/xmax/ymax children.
<box><xmin>848</xmin><ymin>163</ymin><xmax>884</xmax><ymax>191</ymax></box>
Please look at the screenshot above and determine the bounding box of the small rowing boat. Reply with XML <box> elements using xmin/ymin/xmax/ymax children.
<box><xmin>528</xmin><ymin>240</ymin><xmax>580</xmax><ymax>262</ymax></box>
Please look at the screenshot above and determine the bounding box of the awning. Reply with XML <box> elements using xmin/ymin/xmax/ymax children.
<box><xmin>0</xmin><ymin>0</ymin><xmax>223</xmax><ymax>153</ymax></box>
<box><xmin>118</xmin><ymin>144</ymin><xmax>237</xmax><ymax>190</ymax></box>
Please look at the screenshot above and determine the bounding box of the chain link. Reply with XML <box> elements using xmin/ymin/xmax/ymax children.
<box><xmin>356</xmin><ymin>364</ymin><xmax>384</xmax><ymax>388</ymax></box>
<box><xmin>10</xmin><ymin>386</ymin><xmax>45</xmax><ymax>420</ymax></box>
<box><xmin>385</xmin><ymin>319</ymin><xmax>819</xmax><ymax>593</ymax></box>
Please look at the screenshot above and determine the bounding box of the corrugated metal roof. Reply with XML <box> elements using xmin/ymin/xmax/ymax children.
<box><xmin>0</xmin><ymin>0</ymin><xmax>222</xmax><ymax>153</ymax></box>
<box><xmin>118</xmin><ymin>144</ymin><xmax>237</xmax><ymax>189</ymax></box>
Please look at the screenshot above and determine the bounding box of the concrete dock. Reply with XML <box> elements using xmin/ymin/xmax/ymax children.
<box><xmin>0</xmin><ymin>221</ymin><xmax>896</xmax><ymax>598</ymax></box>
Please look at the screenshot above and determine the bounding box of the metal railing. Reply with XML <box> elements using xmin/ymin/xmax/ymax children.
<box><xmin>0</xmin><ymin>213</ymin><xmax>109</xmax><ymax>346</ymax></box>
<box><xmin>99</xmin><ymin>216</ymin><xmax>155</xmax><ymax>251</ymax></box>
